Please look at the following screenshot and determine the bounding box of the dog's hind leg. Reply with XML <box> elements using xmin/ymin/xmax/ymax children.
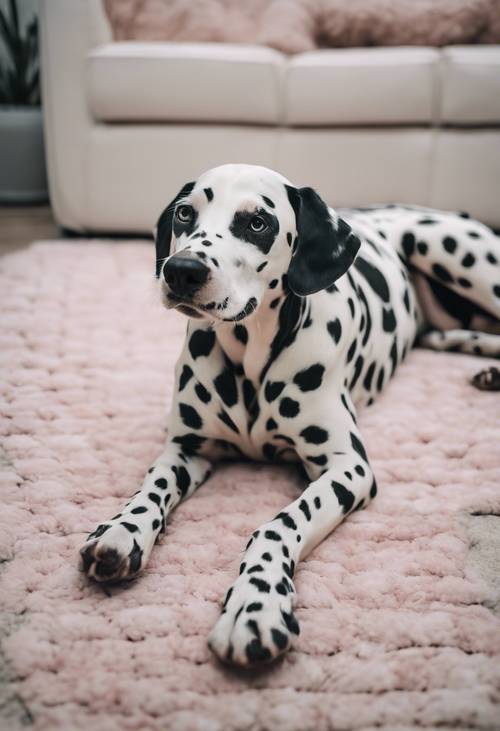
<box><xmin>80</xmin><ymin>441</ymin><xmax>213</xmax><ymax>582</ymax></box>
<box><xmin>208</xmin><ymin>393</ymin><xmax>375</xmax><ymax>667</ymax></box>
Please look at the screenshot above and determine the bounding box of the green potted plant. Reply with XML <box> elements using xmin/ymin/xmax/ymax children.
<box><xmin>0</xmin><ymin>0</ymin><xmax>47</xmax><ymax>202</ymax></box>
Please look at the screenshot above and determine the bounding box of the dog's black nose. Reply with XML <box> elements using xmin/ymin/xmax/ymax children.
<box><xmin>163</xmin><ymin>256</ymin><xmax>210</xmax><ymax>297</ymax></box>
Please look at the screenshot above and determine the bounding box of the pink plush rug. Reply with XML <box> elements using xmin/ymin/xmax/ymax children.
<box><xmin>1</xmin><ymin>241</ymin><xmax>500</xmax><ymax>731</ymax></box>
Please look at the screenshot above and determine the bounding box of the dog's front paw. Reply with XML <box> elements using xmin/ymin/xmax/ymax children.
<box><xmin>208</xmin><ymin>574</ymin><xmax>300</xmax><ymax>667</ymax></box>
<box><xmin>80</xmin><ymin>522</ymin><xmax>146</xmax><ymax>582</ymax></box>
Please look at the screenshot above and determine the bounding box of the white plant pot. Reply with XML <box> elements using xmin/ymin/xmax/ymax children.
<box><xmin>0</xmin><ymin>106</ymin><xmax>48</xmax><ymax>203</ymax></box>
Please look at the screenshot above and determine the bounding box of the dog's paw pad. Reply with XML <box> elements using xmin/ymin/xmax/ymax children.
<box><xmin>80</xmin><ymin>524</ymin><xmax>143</xmax><ymax>582</ymax></box>
<box><xmin>208</xmin><ymin>578</ymin><xmax>299</xmax><ymax>667</ymax></box>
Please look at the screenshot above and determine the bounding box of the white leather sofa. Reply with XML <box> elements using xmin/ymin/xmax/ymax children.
<box><xmin>40</xmin><ymin>0</ymin><xmax>500</xmax><ymax>233</ymax></box>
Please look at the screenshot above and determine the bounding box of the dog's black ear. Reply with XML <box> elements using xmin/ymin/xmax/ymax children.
<box><xmin>285</xmin><ymin>185</ymin><xmax>361</xmax><ymax>296</ymax></box>
<box><xmin>155</xmin><ymin>182</ymin><xmax>195</xmax><ymax>277</ymax></box>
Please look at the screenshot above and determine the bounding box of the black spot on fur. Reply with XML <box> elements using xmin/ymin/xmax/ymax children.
<box><xmin>458</xmin><ymin>278</ymin><xmax>472</xmax><ymax>288</ymax></box>
<box><xmin>377</xmin><ymin>367</ymin><xmax>385</xmax><ymax>391</ymax></box>
<box><xmin>214</xmin><ymin>368</ymin><xmax>238</xmax><ymax>408</ymax></box>
<box><xmin>204</xmin><ymin>187</ymin><xmax>213</xmax><ymax>202</ymax></box>
<box><xmin>363</xmin><ymin>362</ymin><xmax>376</xmax><ymax>390</ymax></box>
<box><xmin>417</xmin><ymin>241</ymin><xmax>428</xmax><ymax>255</ymax></box>
<box><xmin>189</xmin><ymin>329</ymin><xmax>215</xmax><ymax>359</ymax></box>
<box><xmin>131</xmin><ymin>506</ymin><xmax>147</xmax><ymax>514</ymax></box>
<box><xmin>493</xmin><ymin>285</ymin><xmax>500</xmax><ymax>298</ymax></box>
<box><xmin>355</xmin><ymin>464</ymin><xmax>365</xmax><ymax>476</ymax></box>
<box><xmin>276</xmin><ymin>512</ymin><xmax>297</xmax><ymax>530</ymax></box>
<box><xmin>152</xmin><ymin>518</ymin><xmax>160</xmax><ymax>530</ymax></box>
<box><xmin>443</xmin><ymin>236</ymin><xmax>457</xmax><ymax>254</ymax></box>
<box><xmin>281</xmin><ymin>609</ymin><xmax>300</xmax><ymax>635</ymax></box>
<box><xmin>327</xmin><ymin>319</ymin><xmax>342</xmax><ymax>343</ymax></box>
<box><xmin>275</xmin><ymin>581</ymin><xmax>288</xmax><ymax>595</ymax></box>
<box><xmin>265</xmin><ymin>380</ymin><xmax>285</xmax><ymax>402</ymax></box>
<box><xmin>331</xmin><ymin>481</ymin><xmax>355</xmax><ymax>513</ymax></box>
<box><xmin>486</xmin><ymin>252</ymin><xmax>497</xmax><ymax>265</ymax></box>
<box><xmin>403</xmin><ymin>288</ymin><xmax>411</xmax><ymax>313</ymax></box>
<box><xmin>247</xmin><ymin>602</ymin><xmax>263</xmax><ymax>612</ymax></box>
<box><xmin>234</xmin><ymin>324</ymin><xmax>248</xmax><ymax>345</ymax></box>
<box><xmin>346</xmin><ymin>339</ymin><xmax>357</xmax><ymax>363</ymax></box>
<box><xmin>370</xmin><ymin>479</ymin><xmax>378</xmax><ymax>498</ymax></box>
<box><xmin>354</xmin><ymin>255</ymin><xmax>390</xmax><ymax>302</ymax></box>
<box><xmin>287</xmin><ymin>232</ymin><xmax>293</xmax><ymax>246</ymax></box>
<box><xmin>256</xmin><ymin>261</ymin><xmax>268</xmax><ymax>272</ymax></box>
<box><xmin>154</xmin><ymin>478</ymin><xmax>167</xmax><ymax>489</ymax></box>
<box><xmin>248</xmin><ymin>564</ymin><xmax>264</xmax><ymax>574</ymax></box>
<box><xmin>266</xmin><ymin>418</ymin><xmax>278</xmax><ymax>431</ymax></box>
<box><xmin>401</xmin><ymin>232</ymin><xmax>415</xmax><ymax>258</ymax></box>
<box><xmin>433</xmin><ymin>263</ymin><xmax>454</xmax><ymax>284</ymax></box>
<box><xmin>121</xmin><ymin>521</ymin><xmax>139</xmax><ymax>533</ymax></box>
<box><xmin>307</xmin><ymin>454</ymin><xmax>327</xmax><ymax>466</ymax></box>
<box><xmin>172</xmin><ymin>433</ymin><xmax>206</xmax><ymax>454</ymax></box>
<box><xmin>264</xmin><ymin>530</ymin><xmax>281</xmax><ymax>541</ymax></box>
<box><xmin>461</xmin><ymin>253</ymin><xmax>475</xmax><ymax>268</ymax></box>
<box><xmin>314</xmin><ymin>496</ymin><xmax>321</xmax><ymax>509</ymax></box>
<box><xmin>262</xmin><ymin>195</ymin><xmax>275</xmax><ymax>208</ymax></box>
<box><xmin>194</xmin><ymin>382</ymin><xmax>211</xmax><ymax>403</ymax></box>
<box><xmin>179</xmin><ymin>403</ymin><xmax>203</xmax><ymax>430</ymax></box>
<box><xmin>249</xmin><ymin>577</ymin><xmax>271</xmax><ymax>593</ymax></box>
<box><xmin>382</xmin><ymin>307</ymin><xmax>397</xmax><ymax>332</ymax></box>
<box><xmin>262</xmin><ymin>552</ymin><xmax>272</xmax><ymax>562</ymax></box>
<box><xmin>299</xmin><ymin>499</ymin><xmax>311</xmax><ymax>521</ymax></box>
<box><xmin>350</xmin><ymin>432</ymin><xmax>368</xmax><ymax>462</ymax></box>
<box><xmin>173</xmin><ymin>465</ymin><xmax>191</xmax><ymax>496</ymax></box>
<box><xmin>279</xmin><ymin>397</ymin><xmax>300</xmax><ymax>418</ymax></box>
<box><xmin>217</xmin><ymin>409</ymin><xmax>239</xmax><ymax>433</ymax></box>
<box><xmin>300</xmin><ymin>425</ymin><xmax>328</xmax><ymax>444</ymax></box>
<box><xmin>179</xmin><ymin>365</ymin><xmax>193</xmax><ymax>391</ymax></box>
<box><xmin>148</xmin><ymin>492</ymin><xmax>161</xmax><ymax>506</ymax></box>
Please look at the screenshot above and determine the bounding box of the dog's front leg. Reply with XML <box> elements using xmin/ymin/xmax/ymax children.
<box><xmin>80</xmin><ymin>442</ymin><xmax>212</xmax><ymax>582</ymax></box>
<box><xmin>208</xmin><ymin>396</ymin><xmax>376</xmax><ymax>667</ymax></box>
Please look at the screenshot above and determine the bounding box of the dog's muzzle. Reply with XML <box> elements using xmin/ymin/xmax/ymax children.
<box><xmin>163</xmin><ymin>255</ymin><xmax>210</xmax><ymax>299</ymax></box>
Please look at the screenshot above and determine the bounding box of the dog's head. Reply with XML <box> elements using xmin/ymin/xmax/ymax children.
<box><xmin>155</xmin><ymin>164</ymin><xmax>361</xmax><ymax>322</ymax></box>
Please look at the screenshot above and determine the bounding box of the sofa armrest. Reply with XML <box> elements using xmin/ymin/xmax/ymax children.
<box><xmin>40</xmin><ymin>0</ymin><xmax>111</xmax><ymax>230</ymax></box>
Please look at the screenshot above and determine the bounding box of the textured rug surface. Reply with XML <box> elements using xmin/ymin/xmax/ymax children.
<box><xmin>1</xmin><ymin>241</ymin><xmax>500</xmax><ymax>731</ymax></box>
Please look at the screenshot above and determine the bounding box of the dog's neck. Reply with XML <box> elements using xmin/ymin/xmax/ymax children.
<box><xmin>213</xmin><ymin>284</ymin><xmax>307</xmax><ymax>384</ymax></box>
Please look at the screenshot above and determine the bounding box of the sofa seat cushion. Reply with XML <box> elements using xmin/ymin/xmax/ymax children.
<box><xmin>285</xmin><ymin>47</ymin><xmax>440</xmax><ymax>126</ymax></box>
<box><xmin>86</xmin><ymin>42</ymin><xmax>285</xmax><ymax>124</ymax></box>
<box><xmin>440</xmin><ymin>46</ymin><xmax>500</xmax><ymax>124</ymax></box>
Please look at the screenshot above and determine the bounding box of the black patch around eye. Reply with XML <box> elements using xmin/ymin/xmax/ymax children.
<box><xmin>204</xmin><ymin>187</ymin><xmax>214</xmax><ymax>202</ymax></box>
<box><xmin>230</xmin><ymin>208</ymin><xmax>279</xmax><ymax>254</ymax></box>
<box><xmin>262</xmin><ymin>195</ymin><xmax>275</xmax><ymax>208</ymax></box>
<box><xmin>173</xmin><ymin>206</ymin><xmax>198</xmax><ymax>239</ymax></box>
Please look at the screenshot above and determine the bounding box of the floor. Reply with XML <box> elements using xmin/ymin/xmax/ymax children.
<box><xmin>1</xmin><ymin>204</ymin><xmax>499</xmax><ymax>606</ymax></box>
<box><xmin>0</xmin><ymin>205</ymin><xmax>60</xmax><ymax>257</ymax></box>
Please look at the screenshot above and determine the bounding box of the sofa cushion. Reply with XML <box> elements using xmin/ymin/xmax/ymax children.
<box><xmin>86</xmin><ymin>42</ymin><xmax>285</xmax><ymax>124</ymax></box>
<box><xmin>285</xmin><ymin>47</ymin><xmax>440</xmax><ymax>125</ymax></box>
<box><xmin>440</xmin><ymin>46</ymin><xmax>500</xmax><ymax>124</ymax></box>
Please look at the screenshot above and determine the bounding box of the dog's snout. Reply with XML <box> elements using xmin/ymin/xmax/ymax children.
<box><xmin>163</xmin><ymin>256</ymin><xmax>210</xmax><ymax>297</ymax></box>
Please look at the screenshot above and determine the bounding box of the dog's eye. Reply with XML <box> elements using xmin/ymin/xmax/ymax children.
<box><xmin>176</xmin><ymin>205</ymin><xmax>193</xmax><ymax>223</ymax></box>
<box><xmin>249</xmin><ymin>216</ymin><xmax>267</xmax><ymax>233</ymax></box>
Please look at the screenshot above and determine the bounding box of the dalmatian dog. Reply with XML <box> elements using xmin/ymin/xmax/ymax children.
<box><xmin>81</xmin><ymin>164</ymin><xmax>500</xmax><ymax>667</ymax></box>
